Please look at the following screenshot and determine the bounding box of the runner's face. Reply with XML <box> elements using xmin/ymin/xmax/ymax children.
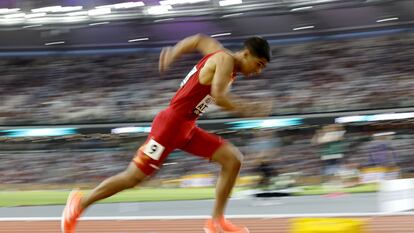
<box><xmin>242</xmin><ymin>52</ymin><xmax>267</xmax><ymax>77</ymax></box>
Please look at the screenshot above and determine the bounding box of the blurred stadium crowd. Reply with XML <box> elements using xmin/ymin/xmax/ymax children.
<box><xmin>1</xmin><ymin>125</ymin><xmax>414</xmax><ymax>186</ymax></box>
<box><xmin>1</xmin><ymin>32</ymin><xmax>413</xmax><ymax>125</ymax></box>
<box><xmin>1</xmin><ymin>31</ymin><xmax>414</xmax><ymax>189</ymax></box>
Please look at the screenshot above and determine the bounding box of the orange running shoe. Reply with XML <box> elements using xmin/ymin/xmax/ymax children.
<box><xmin>204</xmin><ymin>216</ymin><xmax>249</xmax><ymax>233</ymax></box>
<box><xmin>61</xmin><ymin>190</ymin><xmax>84</xmax><ymax>233</ymax></box>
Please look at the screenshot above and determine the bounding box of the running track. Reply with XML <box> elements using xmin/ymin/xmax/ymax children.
<box><xmin>1</xmin><ymin>215</ymin><xmax>413</xmax><ymax>232</ymax></box>
<box><xmin>1</xmin><ymin>194</ymin><xmax>413</xmax><ymax>232</ymax></box>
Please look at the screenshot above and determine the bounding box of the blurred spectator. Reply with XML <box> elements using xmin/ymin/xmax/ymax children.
<box><xmin>335</xmin><ymin>163</ymin><xmax>360</xmax><ymax>188</ymax></box>
<box><xmin>312</xmin><ymin>124</ymin><xmax>347</xmax><ymax>183</ymax></box>
<box><xmin>367</xmin><ymin>132</ymin><xmax>397</xmax><ymax>167</ymax></box>
<box><xmin>246</xmin><ymin>130</ymin><xmax>280</xmax><ymax>188</ymax></box>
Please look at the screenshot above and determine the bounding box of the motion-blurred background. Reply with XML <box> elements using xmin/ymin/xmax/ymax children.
<box><xmin>0</xmin><ymin>0</ymin><xmax>413</xmax><ymax>217</ymax></box>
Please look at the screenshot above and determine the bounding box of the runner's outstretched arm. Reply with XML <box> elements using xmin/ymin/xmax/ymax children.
<box><xmin>159</xmin><ymin>33</ymin><xmax>222</xmax><ymax>73</ymax></box>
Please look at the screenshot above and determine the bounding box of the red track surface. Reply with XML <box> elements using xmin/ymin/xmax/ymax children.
<box><xmin>1</xmin><ymin>216</ymin><xmax>413</xmax><ymax>233</ymax></box>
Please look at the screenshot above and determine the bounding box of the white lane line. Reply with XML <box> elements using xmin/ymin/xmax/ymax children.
<box><xmin>1</xmin><ymin>212</ymin><xmax>414</xmax><ymax>221</ymax></box>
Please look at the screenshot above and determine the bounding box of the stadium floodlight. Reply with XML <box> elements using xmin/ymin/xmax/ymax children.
<box><xmin>146</xmin><ymin>5</ymin><xmax>172</xmax><ymax>15</ymax></box>
<box><xmin>294</xmin><ymin>0</ymin><xmax>335</xmax><ymax>3</ymax></box>
<box><xmin>45</xmin><ymin>41</ymin><xmax>65</xmax><ymax>46</ymax></box>
<box><xmin>376</xmin><ymin>17</ymin><xmax>399</xmax><ymax>23</ymax></box>
<box><xmin>22</xmin><ymin>24</ymin><xmax>43</xmax><ymax>28</ymax></box>
<box><xmin>163</xmin><ymin>162</ymin><xmax>178</xmax><ymax>166</ymax></box>
<box><xmin>211</xmin><ymin>32</ymin><xmax>231</xmax><ymax>37</ymax></box>
<box><xmin>0</xmin><ymin>18</ymin><xmax>24</xmax><ymax>25</ymax></box>
<box><xmin>160</xmin><ymin>0</ymin><xmax>209</xmax><ymax>5</ymax></box>
<box><xmin>32</xmin><ymin>6</ymin><xmax>59</xmax><ymax>13</ymax></box>
<box><xmin>373</xmin><ymin>132</ymin><xmax>395</xmax><ymax>137</ymax></box>
<box><xmin>128</xmin><ymin>37</ymin><xmax>149</xmax><ymax>42</ymax></box>
<box><xmin>219</xmin><ymin>0</ymin><xmax>242</xmax><ymax>7</ymax></box>
<box><xmin>153</xmin><ymin>18</ymin><xmax>175</xmax><ymax>22</ymax></box>
<box><xmin>25</xmin><ymin>13</ymin><xmax>47</xmax><ymax>18</ymax></box>
<box><xmin>88</xmin><ymin>8</ymin><xmax>111</xmax><ymax>16</ymax></box>
<box><xmin>220</xmin><ymin>13</ymin><xmax>244</xmax><ymax>18</ymax></box>
<box><xmin>113</xmin><ymin>2</ymin><xmax>145</xmax><ymax>9</ymax></box>
<box><xmin>55</xmin><ymin>6</ymin><xmax>84</xmax><ymax>12</ymax></box>
<box><xmin>0</xmin><ymin>8</ymin><xmax>20</xmax><ymax>14</ymax></box>
<box><xmin>4</xmin><ymin>13</ymin><xmax>26</xmax><ymax>18</ymax></box>
<box><xmin>60</xmin><ymin>16</ymin><xmax>89</xmax><ymax>23</ymax></box>
<box><xmin>89</xmin><ymin>22</ymin><xmax>110</xmax><ymax>26</ymax></box>
<box><xmin>32</xmin><ymin>6</ymin><xmax>83</xmax><ymax>13</ymax></box>
<box><xmin>67</xmin><ymin>11</ymin><xmax>88</xmax><ymax>16</ymax></box>
<box><xmin>291</xmin><ymin>6</ymin><xmax>313</xmax><ymax>12</ymax></box>
<box><xmin>293</xmin><ymin>25</ymin><xmax>315</xmax><ymax>31</ymax></box>
<box><xmin>96</xmin><ymin>2</ymin><xmax>145</xmax><ymax>9</ymax></box>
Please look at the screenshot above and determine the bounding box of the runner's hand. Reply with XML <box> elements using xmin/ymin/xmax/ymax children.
<box><xmin>244</xmin><ymin>99</ymin><xmax>273</xmax><ymax>118</ymax></box>
<box><xmin>159</xmin><ymin>46</ymin><xmax>174</xmax><ymax>74</ymax></box>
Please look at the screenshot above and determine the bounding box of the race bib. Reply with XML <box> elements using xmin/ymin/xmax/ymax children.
<box><xmin>193</xmin><ymin>95</ymin><xmax>215</xmax><ymax>116</ymax></box>
<box><xmin>143</xmin><ymin>138</ymin><xmax>165</xmax><ymax>161</ymax></box>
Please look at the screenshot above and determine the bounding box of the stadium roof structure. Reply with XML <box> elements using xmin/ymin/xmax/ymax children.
<box><xmin>0</xmin><ymin>0</ymin><xmax>412</xmax><ymax>49</ymax></box>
